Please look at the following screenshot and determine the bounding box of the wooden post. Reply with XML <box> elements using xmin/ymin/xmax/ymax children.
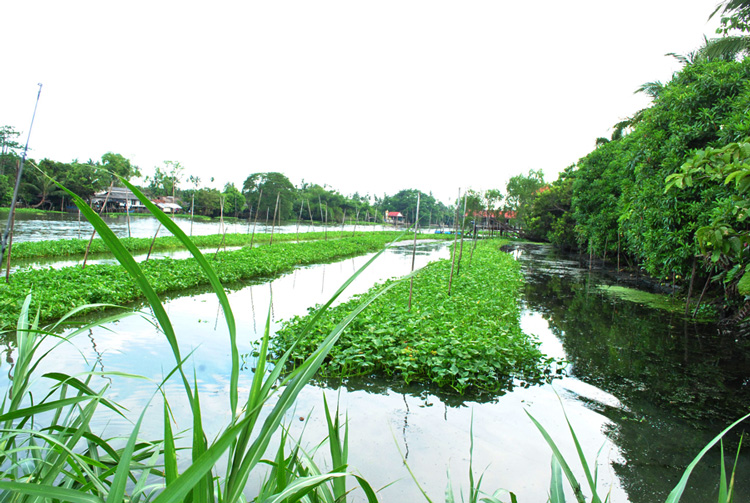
<box><xmin>341</xmin><ymin>208</ymin><xmax>347</xmax><ymax>234</ymax></box>
<box><xmin>324</xmin><ymin>203</ymin><xmax>328</xmax><ymax>241</ymax></box>
<box><xmin>408</xmin><ymin>193</ymin><xmax>421</xmax><ymax>312</ymax></box>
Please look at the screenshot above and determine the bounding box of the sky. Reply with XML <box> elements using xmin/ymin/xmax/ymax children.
<box><xmin>1</xmin><ymin>1</ymin><xmax>724</xmax><ymax>205</ymax></box>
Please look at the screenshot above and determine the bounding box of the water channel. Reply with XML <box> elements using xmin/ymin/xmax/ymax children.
<box><xmin>0</xmin><ymin>228</ymin><xmax>748</xmax><ymax>501</ymax></box>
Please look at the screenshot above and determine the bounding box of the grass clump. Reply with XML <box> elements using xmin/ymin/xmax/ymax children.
<box><xmin>273</xmin><ymin>240</ymin><xmax>560</xmax><ymax>394</ymax></box>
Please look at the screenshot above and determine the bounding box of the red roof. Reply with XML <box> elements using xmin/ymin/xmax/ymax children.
<box><xmin>466</xmin><ymin>210</ymin><xmax>515</xmax><ymax>219</ymax></box>
<box><xmin>387</xmin><ymin>211</ymin><xmax>403</xmax><ymax>217</ymax></box>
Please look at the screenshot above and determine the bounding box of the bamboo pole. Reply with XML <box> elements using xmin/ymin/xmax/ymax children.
<box><xmin>685</xmin><ymin>256</ymin><xmax>697</xmax><ymax>316</ymax></box>
<box><xmin>692</xmin><ymin>273</ymin><xmax>711</xmax><ymax>318</ymax></box>
<box><xmin>296</xmin><ymin>199</ymin><xmax>303</xmax><ymax>243</ymax></box>
<box><xmin>191</xmin><ymin>192</ymin><xmax>195</xmax><ymax>236</ymax></box>
<box><xmin>126</xmin><ymin>198</ymin><xmax>132</xmax><ymax>238</ymax></box>
<box><xmin>307</xmin><ymin>199</ymin><xmax>315</xmax><ymax>232</ymax></box>
<box><xmin>270</xmin><ymin>192</ymin><xmax>280</xmax><ymax>246</ymax></box>
<box><xmin>448</xmin><ymin>188</ymin><xmax>461</xmax><ymax>296</ymax></box>
<box><xmin>341</xmin><ymin>209</ymin><xmax>347</xmax><ymax>234</ymax></box>
<box><xmin>0</xmin><ymin>83</ymin><xmax>42</xmax><ymax>270</ymax></box>
<box><xmin>5</xmin><ymin>210</ymin><xmax>16</xmax><ymax>282</ymax></box>
<box><xmin>324</xmin><ymin>203</ymin><xmax>328</xmax><ymax>241</ymax></box>
<box><xmin>146</xmin><ymin>223</ymin><xmax>162</xmax><ymax>261</ymax></box>
<box><xmin>455</xmin><ymin>194</ymin><xmax>468</xmax><ymax>278</ymax></box>
<box><xmin>408</xmin><ymin>192</ymin><xmax>421</xmax><ymax>312</ymax></box>
<box><xmin>219</xmin><ymin>196</ymin><xmax>225</xmax><ymax>237</ymax></box>
<box><xmin>249</xmin><ymin>189</ymin><xmax>263</xmax><ymax>248</ymax></box>
<box><xmin>352</xmin><ymin>208</ymin><xmax>360</xmax><ymax>237</ymax></box>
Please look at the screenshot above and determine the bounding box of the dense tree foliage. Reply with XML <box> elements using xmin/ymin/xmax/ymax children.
<box><xmin>524</xmin><ymin>51</ymin><xmax>750</xmax><ymax>317</ymax></box>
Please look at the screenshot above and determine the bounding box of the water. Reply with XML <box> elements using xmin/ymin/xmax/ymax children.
<box><xmin>1</xmin><ymin>240</ymin><xmax>748</xmax><ymax>502</ymax></box>
<box><xmin>0</xmin><ymin>210</ymin><xmax>404</xmax><ymax>242</ymax></box>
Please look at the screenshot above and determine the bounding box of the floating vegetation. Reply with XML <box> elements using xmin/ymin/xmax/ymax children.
<box><xmin>0</xmin><ymin>233</ymin><xmax>433</xmax><ymax>329</ymax></box>
<box><xmin>273</xmin><ymin>241</ymin><xmax>561</xmax><ymax>394</ymax></box>
<box><xmin>597</xmin><ymin>285</ymin><xmax>686</xmax><ymax>313</ymax></box>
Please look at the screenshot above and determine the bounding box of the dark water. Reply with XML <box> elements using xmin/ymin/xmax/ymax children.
<box><xmin>0</xmin><ymin>241</ymin><xmax>748</xmax><ymax>502</ymax></box>
<box><xmin>517</xmin><ymin>244</ymin><xmax>750</xmax><ymax>503</ymax></box>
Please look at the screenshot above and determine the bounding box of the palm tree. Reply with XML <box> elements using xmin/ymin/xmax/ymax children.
<box><xmin>703</xmin><ymin>0</ymin><xmax>750</xmax><ymax>60</ymax></box>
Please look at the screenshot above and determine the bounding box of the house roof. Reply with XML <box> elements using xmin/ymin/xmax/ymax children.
<box><xmin>386</xmin><ymin>211</ymin><xmax>403</xmax><ymax>217</ymax></box>
<box><xmin>91</xmin><ymin>187</ymin><xmax>139</xmax><ymax>201</ymax></box>
<box><xmin>466</xmin><ymin>210</ymin><xmax>516</xmax><ymax>219</ymax></box>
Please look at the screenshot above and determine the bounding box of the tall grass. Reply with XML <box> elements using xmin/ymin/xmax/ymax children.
<box><xmin>0</xmin><ymin>176</ymin><xmax>398</xmax><ymax>501</ymax></box>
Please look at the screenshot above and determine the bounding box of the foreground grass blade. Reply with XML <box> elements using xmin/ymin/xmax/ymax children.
<box><xmin>665</xmin><ymin>411</ymin><xmax>750</xmax><ymax>503</ymax></box>
<box><xmin>120</xmin><ymin>178</ymin><xmax>240</xmax><ymax>416</ymax></box>
<box><xmin>550</xmin><ymin>455</ymin><xmax>565</xmax><ymax>503</ymax></box>
<box><xmin>0</xmin><ymin>481</ymin><xmax>101</xmax><ymax>503</ymax></box>
<box><xmin>525</xmin><ymin>409</ymin><xmax>586</xmax><ymax>503</ymax></box>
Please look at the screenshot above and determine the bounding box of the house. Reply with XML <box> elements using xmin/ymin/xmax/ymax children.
<box><xmin>466</xmin><ymin>210</ymin><xmax>517</xmax><ymax>233</ymax></box>
<box><xmin>152</xmin><ymin>196</ymin><xmax>183</xmax><ymax>214</ymax></box>
<box><xmin>90</xmin><ymin>187</ymin><xmax>147</xmax><ymax>213</ymax></box>
<box><xmin>385</xmin><ymin>211</ymin><xmax>404</xmax><ymax>224</ymax></box>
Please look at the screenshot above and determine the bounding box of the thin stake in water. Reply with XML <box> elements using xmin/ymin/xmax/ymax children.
<box><xmin>408</xmin><ymin>192</ymin><xmax>421</xmax><ymax>312</ymax></box>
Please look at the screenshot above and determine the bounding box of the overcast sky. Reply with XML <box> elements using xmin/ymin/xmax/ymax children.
<box><xmin>1</xmin><ymin>1</ymin><xmax>722</xmax><ymax>205</ymax></box>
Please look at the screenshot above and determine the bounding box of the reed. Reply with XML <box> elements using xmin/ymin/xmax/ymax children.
<box><xmin>0</xmin><ymin>176</ymin><xmax>402</xmax><ymax>501</ymax></box>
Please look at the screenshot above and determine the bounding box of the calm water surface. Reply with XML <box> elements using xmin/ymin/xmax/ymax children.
<box><xmin>1</xmin><ymin>240</ymin><xmax>748</xmax><ymax>502</ymax></box>
<box><xmin>0</xmin><ymin>210</ymin><xmax>397</xmax><ymax>242</ymax></box>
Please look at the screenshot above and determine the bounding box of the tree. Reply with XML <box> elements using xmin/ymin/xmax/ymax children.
<box><xmin>222</xmin><ymin>183</ymin><xmax>245</xmax><ymax>218</ymax></box>
<box><xmin>703</xmin><ymin>0</ymin><xmax>750</xmax><ymax>60</ymax></box>
<box><xmin>101</xmin><ymin>152</ymin><xmax>140</xmax><ymax>183</ymax></box>
<box><xmin>146</xmin><ymin>161</ymin><xmax>184</xmax><ymax>198</ymax></box>
<box><xmin>242</xmin><ymin>172</ymin><xmax>296</xmax><ymax>221</ymax></box>
<box><xmin>505</xmin><ymin>169</ymin><xmax>545</xmax><ymax>228</ymax></box>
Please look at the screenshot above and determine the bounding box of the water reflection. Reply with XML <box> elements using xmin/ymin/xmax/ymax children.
<box><xmin>0</xmin><ymin>210</ymin><xmax>405</xmax><ymax>243</ymax></box>
<box><xmin>515</xmin><ymin>243</ymin><xmax>750</xmax><ymax>503</ymax></box>
<box><xmin>1</xmin><ymin>241</ymin><xmax>746</xmax><ymax>502</ymax></box>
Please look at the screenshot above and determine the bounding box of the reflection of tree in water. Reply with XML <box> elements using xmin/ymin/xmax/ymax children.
<box><xmin>516</xmin><ymin>244</ymin><xmax>750</xmax><ymax>503</ymax></box>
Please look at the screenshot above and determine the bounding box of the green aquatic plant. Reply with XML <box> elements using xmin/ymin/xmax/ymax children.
<box><xmin>0</xmin><ymin>233</ymin><xmax>420</xmax><ymax>330</ymax></box>
<box><xmin>274</xmin><ymin>240</ymin><xmax>560</xmax><ymax>394</ymax></box>
<box><xmin>0</xmin><ymin>176</ymin><xmax>398</xmax><ymax>501</ymax></box>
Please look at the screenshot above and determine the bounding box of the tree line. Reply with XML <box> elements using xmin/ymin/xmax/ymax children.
<box><xmin>0</xmin><ymin>127</ymin><xmax>543</xmax><ymax>229</ymax></box>
<box><xmin>518</xmin><ymin>0</ymin><xmax>750</xmax><ymax>320</ymax></box>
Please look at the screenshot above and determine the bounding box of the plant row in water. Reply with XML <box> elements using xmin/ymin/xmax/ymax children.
<box><xmin>0</xmin><ymin>233</ymin><xmax>431</xmax><ymax>330</ymax></box>
<box><xmin>273</xmin><ymin>240</ymin><xmax>560</xmax><ymax>394</ymax></box>
<box><xmin>7</xmin><ymin>229</ymin><xmax>415</xmax><ymax>260</ymax></box>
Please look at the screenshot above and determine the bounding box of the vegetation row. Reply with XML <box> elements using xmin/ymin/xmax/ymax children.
<box><xmin>0</xmin><ymin>233</ymin><xmax>434</xmax><ymax>330</ymax></box>
<box><xmin>7</xmin><ymin>230</ymin><xmax>409</xmax><ymax>260</ymax></box>
<box><xmin>273</xmin><ymin>240</ymin><xmax>559</xmax><ymax>394</ymax></box>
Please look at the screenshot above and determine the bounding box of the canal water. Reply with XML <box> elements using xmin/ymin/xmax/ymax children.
<box><xmin>0</xmin><ymin>210</ymin><xmax>397</xmax><ymax>242</ymax></box>
<box><xmin>0</xmin><ymin>238</ymin><xmax>747</xmax><ymax>502</ymax></box>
